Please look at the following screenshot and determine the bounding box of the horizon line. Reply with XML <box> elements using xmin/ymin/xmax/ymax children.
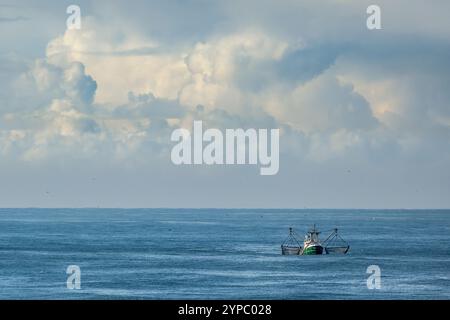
<box><xmin>0</xmin><ymin>207</ymin><xmax>449</xmax><ymax>210</ymax></box>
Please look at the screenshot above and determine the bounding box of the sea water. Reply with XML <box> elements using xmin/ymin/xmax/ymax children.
<box><xmin>0</xmin><ymin>208</ymin><xmax>448</xmax><ymax>299</ymax></box>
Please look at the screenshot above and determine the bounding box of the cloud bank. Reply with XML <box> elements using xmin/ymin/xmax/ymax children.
<box><xmin>0</xmin><ymin>0</ymin><xmax>449</xmax><ymax>208</ymax></box>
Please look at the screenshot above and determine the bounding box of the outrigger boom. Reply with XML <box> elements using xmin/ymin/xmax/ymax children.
<box><xmin>322</xmin><ymin>228</ymin><xmax>350</xmax><ymax>254</ymax></box>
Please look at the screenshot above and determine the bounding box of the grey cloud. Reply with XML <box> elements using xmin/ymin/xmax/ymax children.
<box><xmin>12</xmin><ymin>60</ymin><xmax>98</xmax><ymax>113</ymax></box>
<box><xmin>335</xmin><ymin>36</ymin><xmax>450</xmax><ymax>137</ymax></box>
<box><xmin>275</xmin><ymin>44</ymin><xmax>343</xmax><ymax>85</ymax></box>
<box><xmin>234</xmin><ymin>44</ymin><xmax>344</xmax><ymax>93</ymax></box>
<box><xmin>62</xmin><ymin>62</ymin><xmax>97</xmax><ymax>108</ymax></box>
<box><xmin>75</xmin><ymin>117</ymin><xmax>101</xmax><ymax>134</ymax></box>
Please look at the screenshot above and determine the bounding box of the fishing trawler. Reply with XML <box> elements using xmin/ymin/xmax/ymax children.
<box><xmin>281</xmin><ymin>225</ymin><xmax>349</xmax><ymax>255</ymax></box>
<box><xmin>301</xmin><ymin>224</ymin><xmax>323</xmax><ymax>255</ymax></box>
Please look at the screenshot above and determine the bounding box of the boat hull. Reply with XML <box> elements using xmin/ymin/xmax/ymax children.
<box><xmin>302</xmin><ymin>245</ymin><xmax>323</xmax><ymax>255</ymax></box>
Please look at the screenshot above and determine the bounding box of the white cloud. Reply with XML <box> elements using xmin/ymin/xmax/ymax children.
<box><xmin>261</xmin><ymin>71</ymin><xmax>379</xmax><ymax>133</ymax></box>
<box><xmin>3</xmin><ymin>14</ymin><xmax>448</xmax><ymax>165</ymax></box>
<box><xmin>46</xmin><ymin>18</ymin><xmax>189</xmax><ymax>105</ymax></box>
<box><xmin>1</xmin><ymin>1</ymin><xmax>450</xmax><ymax>207</ymax></box>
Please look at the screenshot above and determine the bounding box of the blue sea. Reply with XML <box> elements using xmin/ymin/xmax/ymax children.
<box><xmin>0</xmin><ymin>208</ymin><xmax>449</xmax><ymax>299</ymax></box>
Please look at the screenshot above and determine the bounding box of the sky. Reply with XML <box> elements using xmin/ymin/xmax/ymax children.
<box><xmin>0</xmin><ymin>0</ymin><xmax>449</xmax><ymax>208</ymax></box>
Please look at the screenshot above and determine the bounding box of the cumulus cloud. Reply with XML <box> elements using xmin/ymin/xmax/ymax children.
<box><xmin>264</xmin><ymin>72</ymin><xmax>379</xmax><ymax>133</ymax></box>
<box><xmin>2</xmin><ymin>11</ymin><xmax>449</xmax><ymax>165</ymax></box>
<box><xmin>46</xmin><ymin>18</ymin><xmax>188</xmax><ymax>105</ymax></box>
<box><xmin>1</xmin><ymin>0</ymin><xmax>450</xmax><ymax>207</ymax></box>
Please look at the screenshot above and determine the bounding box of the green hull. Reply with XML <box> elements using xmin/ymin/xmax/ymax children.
<box><xmin>302</xmin><ymin>245</ymin><xmax>323</xmax><ymax>255</ymax></box>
